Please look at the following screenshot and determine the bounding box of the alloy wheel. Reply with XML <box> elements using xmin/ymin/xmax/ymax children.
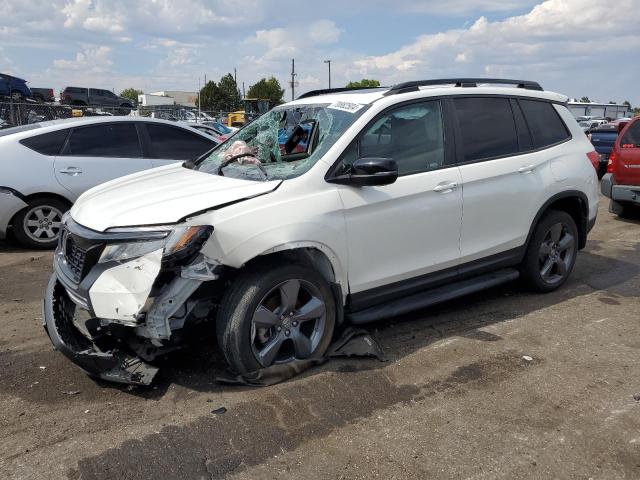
<box><xmin>22</xmin><ymin>205</ymin><xmax>63</xmax><ymax>244</ymax></box>
<box><xmin>538</xmin><ymin>222</ymin><xmax>575</xmax><ymax>285</ymax></box>
<box><xmin>251</xmin><ymin>279</ymin><xmax>327</xmax><ymax>367</ymax></box>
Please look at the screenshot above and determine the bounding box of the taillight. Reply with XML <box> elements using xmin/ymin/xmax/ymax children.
<box><xmin>586</xmin><ymin>151</ymin><xmax>599</xmax><ymax>170</ymax></box>
<box><xmin>607</xmin><ymin>150</ymin><xmax>617</xmax><ymax>173</ymax></box>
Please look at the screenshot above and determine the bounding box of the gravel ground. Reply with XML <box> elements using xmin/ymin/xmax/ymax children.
<box><xmin>0</xmin><ymin>195</ymin><xmax>639</xmax><ymax>479</ymax></box>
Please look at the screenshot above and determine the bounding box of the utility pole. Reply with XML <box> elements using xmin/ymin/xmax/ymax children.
<box><xmin>289</xmin><ymin>58</ymin><xmax>298</xmax><ymax>101</ymax></box>
<box><xmin>197</xmin><ymin>76</ymin><xmax>201</xmax><ymax>122</ymax></box>
<box><xmin>234</xmin><ymin>68</ymin><xmax>237</xmax><ymax>85</ymax></box>
<box><xmin>242</xmin><ymin>82</ymin><xmax>245</xmax><ymax>99</ymax></box>
<box><xmin>324</xmin><ymin>59</ymin><xmax>331</xmax><ymax>89</ymax></box>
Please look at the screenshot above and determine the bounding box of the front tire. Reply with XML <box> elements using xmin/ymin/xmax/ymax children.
<box><xmin>217</xmin><ymin>262</ymin><xmax>336</xmax><ymax>374</ymax></box>
<box><xmin>12</xmin><ymin>197</ymin><xmax>67</xmax><ymax>249</ymax></box>
<box><xmin>521</xmin><ymin>210</ymin><xmax>578</xmax><ymax>292</ymax></box>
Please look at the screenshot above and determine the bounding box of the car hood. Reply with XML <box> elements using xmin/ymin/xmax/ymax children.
<box><xmin>70</xmin><ymin>164</ymin><xmax>281</xmax><ymax>232</ymax></box>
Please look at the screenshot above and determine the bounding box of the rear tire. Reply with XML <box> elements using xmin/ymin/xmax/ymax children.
<box><xmin>521</xmin><ymin>210</ymin><xmax>578</xmax><ymax>292</ymax></box>
<box><xmin>609</xmin><ymin>199</ymin><xmax>635</xmax><ymax>218</ymax></box>
<box><xmin>216</xmin><ymin>262</ymin><xmax>336</xmax><ymax>374</ymax></box>
<box><xmin>12</xmin><ymin>197</ymin><xmax>68</xmax><ymax>249</ymax></box>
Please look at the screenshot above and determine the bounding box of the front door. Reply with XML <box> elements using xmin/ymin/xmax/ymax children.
<box><xmin>334</xmin><ymin>100</ymin><xmax>463</xmax><ymax>304</ymax></box>
<box><xmin>54</xmin><ymin>122</ymin><xmax>152</xmax><ymax>200</ymax></box>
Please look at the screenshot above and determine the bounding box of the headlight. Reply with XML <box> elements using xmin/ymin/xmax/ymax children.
<box><xmin>99</xmin><ymin>225</ymin><xmax>213</xmax><ymax>264</ymax></box>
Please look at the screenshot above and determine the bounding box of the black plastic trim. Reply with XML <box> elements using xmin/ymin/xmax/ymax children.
<box><xmin>0</xmin><ymin>186</ymin><xmax>26</xmax><ymax>201</ymax></box>
<box><xmin>348</xmin><ymin>268</ymin><xmax>520</xmax><ymax>324</ymax></box>
<box><xmin>523</xmin><ymin>190</ymin><xmax>590</xmax><ymax>251</ymax></box>
<box><xmin>384</xmin><ymin>78</ymin><xmax>543</xmax><ymax>96</ymax></box>
<box><xmin>297</xmin><ymin>86</ymin><xmax>387</xmax><ymax>99</ymax></box>
<box><xmin>349</xmin><ymin>246</ymin><xmax>524</xmax><ymax>312</ymax></box>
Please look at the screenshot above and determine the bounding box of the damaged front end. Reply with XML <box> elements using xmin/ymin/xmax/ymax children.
<box><xmin>43</xmin><ymin>216</ymin><xmax>221</xmax><ymax>385</ymax></box>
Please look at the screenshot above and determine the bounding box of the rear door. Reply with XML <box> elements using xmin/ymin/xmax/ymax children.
<box><xmin>454</xmin><ymin>96</ymin><xmax>555</xmax><ymax>263</ymax></box>
<box><xmin>54</xmin><ymin>122</ymin><xmax>152</xmax><ymax>199</ymax></box>
<box><xmin>141</xmin><ymin>123</ymin><xmax>217</xmax><ymax>167</ymax></box>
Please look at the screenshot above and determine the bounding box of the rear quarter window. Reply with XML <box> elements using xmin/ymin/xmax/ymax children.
<box><xmin>620</xmin><ymin>121</ymin><xmax>640</xmax><ymax>147</ymax></box>
<box><xmin>19</xmin><ymin>129</ymin><xmax>69</xmax><ymax>155</ymax></box>
<box><xmin>519</xmin><ymin>100</ymin><xmax>570</xmax><ymax>149</ymax></box>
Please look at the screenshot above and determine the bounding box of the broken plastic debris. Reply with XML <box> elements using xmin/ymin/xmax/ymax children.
<box><xmin>62</xmin><ymin>390</ymin><xmax>81</xmax><ymax>396</ymax></box>
<box><xmin>522</xmin><ymin>355</ymin><xmax>533</xmax><ymax>361</ymax></box>
<box><xmin>38</xmin><ymin>366</ymin><xmax>46</xmax><ymax>370</ymax></box>
<box><xmin>211</xmin><ymin>407</ymin><xmax>227</xmax><ymax>415</ymax></box>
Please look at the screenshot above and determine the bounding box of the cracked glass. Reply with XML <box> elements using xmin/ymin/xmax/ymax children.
<box><xmin>194</xmin><ymin>103</ymin><xmax>369</xmax><ymax>181</ymax></box>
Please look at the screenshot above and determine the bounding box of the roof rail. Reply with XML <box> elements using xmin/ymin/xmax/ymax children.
<box><xmin>297</xmin><ymin>86</ymin><xmax>386</xmax><ymax>100</ymax></box>
<box><xmin>384</xmin><ymin>78</ymin><xmax>543</xmax><ymax>95</ymax></box>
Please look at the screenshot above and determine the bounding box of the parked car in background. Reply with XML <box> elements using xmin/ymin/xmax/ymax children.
<box><xmin>184</xmin><ymin>121</ymin><xmax>237</xmax><ymax>142</ymax></box>
<box><xmin>41</xmin><ymin>78</ymin><xmax>598</xmax><ymax>385</ymax></box>
<box><xmin>60</xmin><ymin>87</ymin><xmax>134</xmax><ymax>113</ymax></box>
<box><xmin>0</xmin><ymin>73</ymin><xmax>32</xmax><ymax>100</ymax></box>
<box><xmin>579</xmin><ymin>118</ymin><xmax>607</xmax><ymax>132</ymax></box>
<box><xmin>588</xmin><ymin>123</ymin><xmax>619</xmax><ymax>178</ymax></box>
<box><xmin>179</xmin><ymin>122</ymin><xmax>227</xmax><ymax>143</ymax></box>
<box><xmin>602</xmin><ymin>117</ymin><xmax>640</xmax><ymax>217</ymax></box>
<box><xmin>0</xmin><ymin>117</ymin><xmax>218</xmax><ymax>248</ymax></box>
<box><xmin>31</xmin><ymin>88</ymin><xmax>55</xmax><ymax>103</ymax></box>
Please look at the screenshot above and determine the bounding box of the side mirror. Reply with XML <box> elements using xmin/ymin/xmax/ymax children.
<box><xmin>329</xmin><ymin>157</ymin><xmax>398</xmax><ymax>187</ymax></box>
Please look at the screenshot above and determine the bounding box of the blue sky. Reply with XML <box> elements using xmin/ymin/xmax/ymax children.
<box><xmin>1</xmin><ymin>0</ymin><xmax>638</xmax><ymax>105</ymax></box>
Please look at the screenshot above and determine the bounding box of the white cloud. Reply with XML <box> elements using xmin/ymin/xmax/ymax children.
<box><xmin>351</xmin><ymin>0</ymin><xmax>640</xmax><ymax>98</ymax></box>
<box><xmin>53</xmin><ymin>45</ymin><xmax>113</xmax><ymax>73</ymax></box>
<box><xmin>309</xmin><ymin>20</ymin><xmax>342</xmax><ymax>44</ymax></box>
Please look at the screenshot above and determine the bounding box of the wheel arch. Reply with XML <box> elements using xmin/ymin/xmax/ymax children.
<box><xmin>8</xmin><ymin>192</ymin><xmax>72</xmax><ymax>227</ymax></box>
<box><xmin>525</xmin><ymin>190</ymin><xmax>589</xmax><ymax>252</ymax></box>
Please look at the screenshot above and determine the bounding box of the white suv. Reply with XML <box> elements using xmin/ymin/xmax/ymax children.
<box><xmin>43</xmin><ymin>79</ymin><xmax>599</xmax><ymax>385</ymax></box>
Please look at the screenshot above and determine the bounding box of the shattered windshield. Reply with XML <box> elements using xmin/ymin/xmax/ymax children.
<box><xmin>193</xmin><ymin>102</ymin><xmax>369</xmax><ymax>180</ymax></box>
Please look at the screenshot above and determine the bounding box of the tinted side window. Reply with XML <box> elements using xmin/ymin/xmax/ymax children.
<box><xmin>621</xmin><ymin>121</ymin><xmax>640</xmax><ymax>147</ymax></box>
<box><xmin>519</xmin><ymin>100</ymin><xmax>570</xmax><ymax>148</ymax></box>
<box><xmin>20</xmin><ymin>129</ymin><xmax>69</xmax><ymax>155</ymax></box>
<box><xmin>66</xmin><ymin>123</ymin><xmax>142</xmax><ymax>157</ymax></box>
<box><xmin>510</xmin><ymin>99</ymin><xmax>533</xmax><ymax>152</ymax></box>
<box><xmin>357</xmin><ymin>100</ymin><xmax>444</xmax><ymax>176</ymax></box>
<box><xmin>145</xmin><ymin>124</ymin><xmax>215</xmax><ymax>160</ymax></box>
<box><xmin>453</xmin><ymin>97</ymin><xmax>519</xmax><ymax>162</ymax></box>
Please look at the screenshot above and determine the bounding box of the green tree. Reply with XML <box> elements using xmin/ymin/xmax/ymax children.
<box><xmin>579</xmin><ymin>96</ymin><xmax>591</xmax><ymax>103</ymax></box>
<box><xmin>119</xmin><ymin>88</ymin><xmax>143</xmax><ymax>105</ymax></box>
<box><xmin>608</xmin><ymin>100</ymin><xmax>617</xmax><ymax>104</ymax></box>
<box><xmin>623</xmin><ymin>100</ymin><xmax>631</xmax><ymax>107</ymax></box>
<box><xmin>247</xmin><ymin>77</ymin><xmax>285</xmax><ymax>105</ymax></box>
<box><xmin>346</xmin><ymin>79</ymin><xmax>381</xmax><ymax>88</ymax></box>
<box><xmin>198</xmin><ymin>80</ymin><xmax>219</xmax><ymax>111</ymax></box>
<box><xmin>216</xmin><ymin>73</ymin><xmax>242</xmax><ymax>112</ymax></box>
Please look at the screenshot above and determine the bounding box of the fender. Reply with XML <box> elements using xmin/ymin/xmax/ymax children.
<box><xmin>523</xmin><ymin>189</ymin><xmax>589</xmax><ymax>253</ymax></box>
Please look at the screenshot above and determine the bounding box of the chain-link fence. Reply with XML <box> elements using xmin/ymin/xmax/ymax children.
<box><xmin>0</xmin><ymin>100</ymin><xmax>235</xmax><ymax>130</ymax></box>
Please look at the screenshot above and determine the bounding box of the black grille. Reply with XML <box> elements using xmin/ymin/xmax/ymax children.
<box><xmin>65</xmin><ymin>236</ymin><xmax>88</xmax><ymax>283</ymax></box>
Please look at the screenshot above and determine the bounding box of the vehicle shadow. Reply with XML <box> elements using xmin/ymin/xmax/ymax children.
<box><xmin>115</xmin><ymin>246</ymin><xmax>639</xmax><ymax>399</ymax></box>
<box><xmin>72</xmin><ymin>247</ymin><xmax>640</xmax><ymax>480</ymax></box>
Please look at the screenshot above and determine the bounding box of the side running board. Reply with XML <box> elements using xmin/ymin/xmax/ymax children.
<box><xmin>347</xmin><ymin>268</ymin><xmax>520</xmax><ymax>324</ymax></box>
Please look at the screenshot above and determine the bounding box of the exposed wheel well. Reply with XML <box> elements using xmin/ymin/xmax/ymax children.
<box><xmin>528</xmin><ymin>193</ymin><xmax>589</xmax><ymax>251</ymax></box>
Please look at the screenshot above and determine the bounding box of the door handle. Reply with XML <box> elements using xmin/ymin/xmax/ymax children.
<box><xmin>517</xmin><ymin>164</ymin><xmax>536</xmax><ymax>174</ymax></box>
<box><xmin>59</xmin><ymin>167</ymin><xmax>83</xmax><ymax>176</ymax></box>
<box><xmin>433</xmin><ymin>182</ymin><xmax>458</xmax><ymax>193</ymax></box>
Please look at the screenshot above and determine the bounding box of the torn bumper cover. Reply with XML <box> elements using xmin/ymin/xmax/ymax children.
<box><xmin>43</xmin><ymin>275</ymin><xmax>159</xmax><ymax>385</ymax></box>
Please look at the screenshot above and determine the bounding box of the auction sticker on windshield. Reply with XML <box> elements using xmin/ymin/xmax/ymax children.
<box><xmin>328</xmin><ymin>101</ymin><xmax>366</xmax><ymax>113</ymax></box>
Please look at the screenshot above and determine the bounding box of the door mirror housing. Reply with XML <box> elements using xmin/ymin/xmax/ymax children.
<box><xmin>328</xmin><ymin>157</ymin><xmax>398</xmax><ymax>187</ymax></box>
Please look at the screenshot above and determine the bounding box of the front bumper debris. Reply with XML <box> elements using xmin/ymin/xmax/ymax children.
<box><xmin>43</xmin><ymin>275</ymin><xmax>158</xmax><ymax>385</ymax></box>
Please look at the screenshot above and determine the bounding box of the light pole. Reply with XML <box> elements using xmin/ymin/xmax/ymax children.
<box><xmin>324</xmin><ymin>60</ymin><xmax>331</xmax><ymax>89</ymax></box>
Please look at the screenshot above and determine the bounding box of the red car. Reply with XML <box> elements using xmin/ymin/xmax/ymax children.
<box><xmin>601</xmin><ymin>117</ymin><xmax>640</xmax><ymax>216</ymax></box>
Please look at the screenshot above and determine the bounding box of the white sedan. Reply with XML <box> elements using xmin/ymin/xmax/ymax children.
<box><xmin>0</xmin><ymin>116</ymin><xmax>219</xmax><ymax>248</ymax></box>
